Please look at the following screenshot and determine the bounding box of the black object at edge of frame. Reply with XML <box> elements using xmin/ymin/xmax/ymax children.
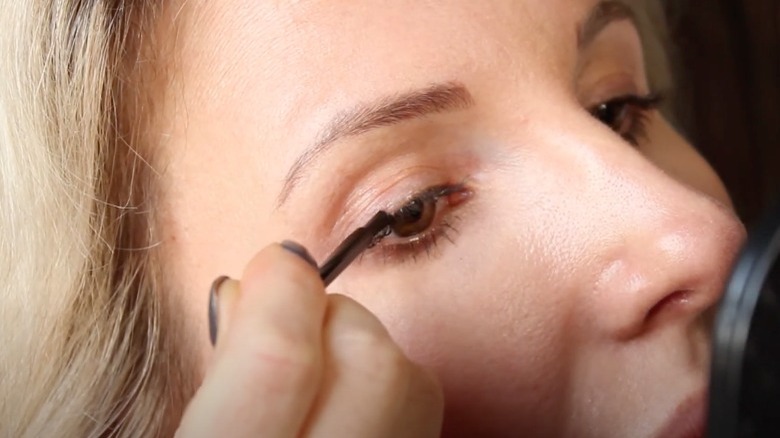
<box><xmin>708</xmin><ymin>197</ymin><xmax>780</xmax><ymax>438</ymax></box>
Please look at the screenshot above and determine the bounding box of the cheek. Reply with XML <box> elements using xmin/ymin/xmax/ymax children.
<box><xmin>346</xmin><ymin>256</ymin><xmax>574</xmax><ymax>434</ymax></box>
<box><xmin>337</xmin><ymin>166</ymin><xmax>592</xmax><ymax>432</ymax></box>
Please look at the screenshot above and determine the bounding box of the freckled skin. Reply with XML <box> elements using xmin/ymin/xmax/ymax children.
<box><xmin>152</xmin><ymin>0</ymin><xmax>745</xmax><ymax>436</ymax></box>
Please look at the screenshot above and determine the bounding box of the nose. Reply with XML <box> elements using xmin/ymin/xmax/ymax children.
<box><xmin>591</xmin><ymin>178</ymin><xmax>746</xmax><ymax>341</ymax></box>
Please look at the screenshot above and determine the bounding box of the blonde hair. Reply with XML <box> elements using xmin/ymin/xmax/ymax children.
<box><xmin>0</xmin><ymin>1</ymin><xmax>672</xmax><ymax>436</ymax></box>
<box><xmin>0</xmin><ymin>1</ymin><xmax>187</xmax><ymax>436</ymax></box>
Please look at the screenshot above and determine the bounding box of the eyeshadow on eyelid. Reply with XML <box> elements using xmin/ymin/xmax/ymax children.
<box><xmin>576</xmin><ymin>22</ymin><xmax>647</xmax><ymax>88</ymax></box>
<box><xmin>285</xmin><ymin>135</ymin><xmax>484</xmax><ymax>252</ymax></box>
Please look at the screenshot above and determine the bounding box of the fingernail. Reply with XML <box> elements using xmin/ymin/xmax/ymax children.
<box><xmin>209</xmin><ymin>275</ymin><xmax>230</xmax><ymax>346</ymax></box>
<box><xmin>281</xmin><ymin>240</ymin><xmax>318</xmax><ymax>267</ymax></box>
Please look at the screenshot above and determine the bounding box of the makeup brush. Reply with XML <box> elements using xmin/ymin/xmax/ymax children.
<box><xmin>318</xmin><ymin>211</ymin><xmax>396</xmax><ymax>286</ymax></box>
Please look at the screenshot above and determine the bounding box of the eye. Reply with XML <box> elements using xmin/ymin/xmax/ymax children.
<box><xmin>589</xmin><ymin>93</ymin><xmax>662</xmax><ymax>145</ymax></box>
<box><xmin>391</xmin><ymin>197</ymin><xmax>437</xmax><ymax>237</ymax></box>
<box><xmin>362</xmin><ymin>183</ymin><xmax>471</xmax><ymax>264</ymax></box>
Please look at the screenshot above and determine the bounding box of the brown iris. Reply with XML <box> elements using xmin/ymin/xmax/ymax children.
<box><xmin>391</xmin><ymin>197</ymin><xmax>437</xmax><ymax>237</ymax></box>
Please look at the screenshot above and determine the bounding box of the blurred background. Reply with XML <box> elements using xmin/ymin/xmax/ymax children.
<box><xmin>663</xmin><ymin>0</ymin><xmax>779</xmax><ymax>226</ymax></box>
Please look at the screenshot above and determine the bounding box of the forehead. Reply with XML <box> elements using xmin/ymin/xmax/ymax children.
<box><xmin>160</xmin><ymin>0</ymin><xmax>608</xmax><ymax>193</ymax></box>
<box><xmin>176</xmin><ymin>0</ymin><xmax>595</xmax><ymax>105</ymax></box>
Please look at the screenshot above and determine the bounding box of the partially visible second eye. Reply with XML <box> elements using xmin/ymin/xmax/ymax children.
<box><xmin>589</xmin><ymin>93</ymin><xmax>662</xmax><ymax>145</ymax></box>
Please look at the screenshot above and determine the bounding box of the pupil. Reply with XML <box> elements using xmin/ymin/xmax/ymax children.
<box><xmin>402</xmin><ymin>199</ymin><xmax>424</xmax><ymax>222</ymax></box>
<box><xmin>596</xmin><ymin>103</ymin><xmax>617</xmax><ymax>125</ymax></box>
<box><xmin>390</xmin><ymin>197</ymin><xmax>434</xmax><ymax>238</ymax></box>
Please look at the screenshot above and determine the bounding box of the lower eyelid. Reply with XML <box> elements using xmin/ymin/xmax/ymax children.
<box><xmin>367</xmin><ymin>213</ymin><xmax>463</xmax><ymax>265</ymax></box>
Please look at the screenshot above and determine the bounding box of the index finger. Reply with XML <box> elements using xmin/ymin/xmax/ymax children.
<box><xmin>190</xmin><ymin>242</ymin><xmax>327</xmax><ymax>437</ymax></box>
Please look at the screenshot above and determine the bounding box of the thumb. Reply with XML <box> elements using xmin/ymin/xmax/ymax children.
<box><xmin>208</xmin><ymin>275</ymin><xmax>241</xmax><ymax>351</ymax></box>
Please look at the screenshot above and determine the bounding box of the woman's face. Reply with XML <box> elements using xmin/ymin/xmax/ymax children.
<box><xmin>154</xmin><ymin>0</ymin><xmax>746</xmax><ymax>436</ymax></box>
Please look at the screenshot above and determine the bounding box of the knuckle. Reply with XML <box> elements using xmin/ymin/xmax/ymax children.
<box><xmin>240</xmin><ymin>337</ymin><xmax>320</xmax><ymax>393</ymax></box>
<box><xmin>274</xmin><ymin>262</ymin><xmax>322</xmax><ymax>293</ymax></box>
<box><xmin>328</xmin><ymin>294</ymin><xmax>414</xmax><ymax>395</ymax></box>
<box><xmin>343</xmin><ymin>328</ymin><xmax>412</xmax><ymax>392</ymax></box>
<box><xmin>411</xmin><ymin>367</ymin><xmax>445</xmax><ymax>412</ymax></box>
<box><xmin>244</xmin><ymin>246</ymin><xmax>322</xmax><ymax>292</ymax></box>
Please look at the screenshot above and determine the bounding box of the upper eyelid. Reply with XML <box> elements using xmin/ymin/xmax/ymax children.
<box><xmin>575</xmin><ymin>22</ymin><xmax>649</xmax><ymax>100</ymax></box>
<box><xmin>577</xmin><ymin>18</ymin><xmax>646</xmax><ymax>67</ymax></box>
<box><xmin>331</xmin><ymin>151</ymin><xmax>479</xmax><ymax>230</ymax></box>
<box><xmin>577</xmin><ymin>72</ymin><xmax>653</xmax><ymax>111</ymax></box>
<box><xmin>277</xmin><ymin>83</ymin><xmax>475</xmax><ymax>208</ymax></box>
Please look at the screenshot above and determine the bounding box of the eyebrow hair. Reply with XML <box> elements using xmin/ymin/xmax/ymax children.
<box><xmin>276</xmin><ymin>1</ymin><xmax>635</xmax><ymax>208</ymax></box>
<box><xmin>276</xmin><ymin>82</ymin><xmax>474</xmax><ymax>206</ymax></box>
<box><xmin>578</xmin><ymin>0</ymin><xmax>637</xmax><ymax>49</ymax></box>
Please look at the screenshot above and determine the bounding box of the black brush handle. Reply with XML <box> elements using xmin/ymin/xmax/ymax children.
<box><xmin>319</xmin><ymin>211</ymin><xmax>394</xmax><ymax>286</ymax></box>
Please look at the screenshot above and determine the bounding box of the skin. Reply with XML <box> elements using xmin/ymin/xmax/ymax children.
<box><xmin>153</xmin><ymin>0</ymin><xmax>747</xmax><ymax>436</ymax></box>
<box><xmin>176</xmin><ymin>246</ymin><xmax>444</xmax><ymax>437</ymax></box>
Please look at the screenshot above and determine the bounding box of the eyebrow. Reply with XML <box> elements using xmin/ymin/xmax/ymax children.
<box><xmin>276</xmin><ymin>0</ymin><xmax>636</xmax><ymax>208</ymax></box>
<box><xmin>276</xmin><ymin>82</ymin><xmax>474</xmax><ymax>206</ymax></box>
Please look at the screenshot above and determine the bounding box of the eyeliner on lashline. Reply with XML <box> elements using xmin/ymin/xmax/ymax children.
<box><xmin>318</xmin><ymin>211</ymin><xmax>396</xmax><ymax>286</ymax></box>
<box><xmin>316</xmin><ymin>182</ymin><xmax>467</xmax><ymax>284</ymax></box>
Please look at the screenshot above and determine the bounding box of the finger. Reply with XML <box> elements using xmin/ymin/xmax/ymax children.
<box><xmin>209</xmin><ymin>276</ymin><xmax>241</xmax><ymax>349</ymax></box>
<box><xmin>304</xmin><ymin>294</ymin><xmax>443</xmax><ymax>437</ymax></box>
<box><xmin>394</xmin><ymin>362</ymin><xmax>444</xmax><ymax>437</ymax></box>
<box><xmin>179</xmin><ymin>242</ymin><xmax>327</xmax><ymax>438</ymax></box>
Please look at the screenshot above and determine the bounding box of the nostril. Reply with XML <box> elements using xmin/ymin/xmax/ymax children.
<box><xmin>644</xmin><ymin>289</ymin><xmax>694</xmax><ymax>329</ymax></box>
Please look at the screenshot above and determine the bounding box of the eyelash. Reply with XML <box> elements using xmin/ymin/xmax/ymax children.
<box><xmin>589</xmin><ymin>92</ymin><xmax>663</xmax><ymax>146</ymax></box>
<box><xmin>368</xmin><ymin>183</ymin><xmax>470</xmax><ymax>263</ymax></box>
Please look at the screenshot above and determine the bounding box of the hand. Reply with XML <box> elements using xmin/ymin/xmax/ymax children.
<box><xmin>176</xmin><ymin>242</ymin><xmax>444</xmax><ymax>437</ymax></box>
